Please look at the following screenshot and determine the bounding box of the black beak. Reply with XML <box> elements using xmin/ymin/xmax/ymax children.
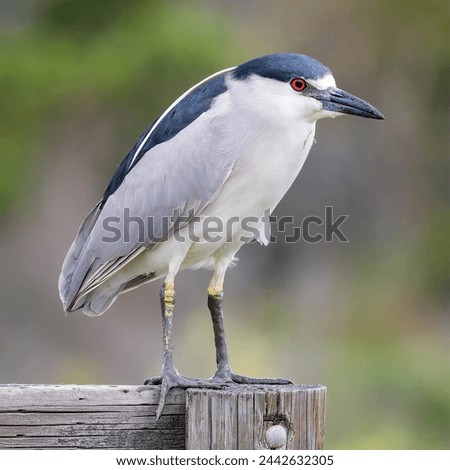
<box><xmin>320</xmin><ymin>87</ymin><xmax>384</xmax><ymax>120</ymax></box>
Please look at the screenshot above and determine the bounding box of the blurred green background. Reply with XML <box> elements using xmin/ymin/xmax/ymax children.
<box><xmin>0</xmin><ymin>0</ymin><xmax>448</xmax><ymax>449</ymax></box>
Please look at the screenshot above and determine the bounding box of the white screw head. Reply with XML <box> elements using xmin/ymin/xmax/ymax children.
<box><xmin>265</xmin><ymin>424</ymin><xmax>287</xmax><ymax>449</ymax></box>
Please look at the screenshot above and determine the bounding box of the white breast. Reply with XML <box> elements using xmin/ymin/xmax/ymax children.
<box><xmin>204</xmin><ymin>127</ymin><xmax>314</xmax><ymax>217</ymax></box>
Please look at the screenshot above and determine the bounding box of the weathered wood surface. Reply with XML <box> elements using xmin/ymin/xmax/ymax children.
<box><xmin>0</xmin><ymin>384</ymin><xmax>326</xmax><ymax>450</ymax></box>
<box><xmin>186</xmin><ymin>385</ymin><xmax>326</xmax><ymax>450</ymax></box>
<box><xmin>0</xmin><ymin>384</ymin><xmax>186</xmax><ymax>449</ymax></box>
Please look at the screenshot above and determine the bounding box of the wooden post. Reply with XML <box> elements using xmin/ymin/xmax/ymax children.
<box><xmin>0</xmin><ymin>384</ymin><xmax>326</xmax><ymax>449</ymax></box>
<box><xmin>186</xmin><ymin>385</ymin><xmax>326</xmax><ymax>450</ymax></box>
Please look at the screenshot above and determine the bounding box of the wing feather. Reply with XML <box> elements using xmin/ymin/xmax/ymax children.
<box><xmin>59</xmin><ymin>70</ymin><xmax>236</xmax><ymax>311</ymax></box>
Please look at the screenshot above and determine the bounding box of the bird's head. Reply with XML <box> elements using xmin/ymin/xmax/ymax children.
<box><xmin>231</xmin><ymin>53</ymin><xmax>384</xmax><ymax>124</ymax></box>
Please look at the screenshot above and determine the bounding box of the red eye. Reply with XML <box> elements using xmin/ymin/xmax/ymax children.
<box><xmin>290</xmin><ymin>78</ymin><xmax>307</xmax><ymax>92</ymax></box>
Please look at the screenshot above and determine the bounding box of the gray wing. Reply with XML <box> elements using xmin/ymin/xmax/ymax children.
<box><xmin>59</xmin><ymin>108</ymin><xmax>235</xmax><ymax>311</ymax></box>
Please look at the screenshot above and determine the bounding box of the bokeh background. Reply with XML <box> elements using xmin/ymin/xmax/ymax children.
<box><xmin>0</xmin><ymin>0</ymin><xmax>448</xmax><ymax>449</ymax></box>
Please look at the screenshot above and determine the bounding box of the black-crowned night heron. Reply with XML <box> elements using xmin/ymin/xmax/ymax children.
<box><xmin>59</xmin><ymin>53</ymin><xmax>383</xmax><ymax>418</ymax></box>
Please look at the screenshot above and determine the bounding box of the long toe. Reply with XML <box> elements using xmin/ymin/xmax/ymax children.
<box><xmin>229</xmin><ymin>373</ymin><xmax>293</xmax><ymax>385</ymax></box>
<box><xmin>212</xmin><ymin>372</ymin><xmax>293</xmax><ymax>385</ymax></box>
<box><xmin>155</xmin><ymin>371</ymin><xmax>231</xmax><ymax>420</ymax></box>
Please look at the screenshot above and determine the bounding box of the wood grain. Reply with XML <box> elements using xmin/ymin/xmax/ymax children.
<box><xmin>186</xmin><ymin>385</ymin><xmax>326</xmax><ymax>450</ymax></box>
<box><xmin>0</xmin><ymin>384</ymin><xmax>326</xmax><ymax>449</ymax></box>
<box><xmin>0</xmin><ymin>384</ymin><xmax>185</xmax><ymax>449</ymax></box>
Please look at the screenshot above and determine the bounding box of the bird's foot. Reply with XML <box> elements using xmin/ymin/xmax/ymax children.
<box><xmin>144</xmin><ymin>369</ymin><xmax>230</xmax><ymax>420</ymax></box>
<box><xmin>212</xmin><ymin>369</ymin><xmax>293</xmax><ymax>385</ymax></box>
<box><xmin>144</xmin><ymin>369</ymin><xmax>291</xmax><ymax>420</ymax></box>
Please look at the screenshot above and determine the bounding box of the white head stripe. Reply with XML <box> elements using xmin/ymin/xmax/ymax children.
<box><xmin>307</xmin><ymin>74</ymin><xmax>336</xmax><ymax>90</ymax></box>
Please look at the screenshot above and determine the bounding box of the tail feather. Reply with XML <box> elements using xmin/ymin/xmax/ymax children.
<box><xmin>81</xmin><ymin>282</ymin><xmax>125</xmax><ymax>317</ymax></box>
<box><xmin>58</xmin><ymin>202</ymin><xmax>102</xmax><ymax>311</ymax></box>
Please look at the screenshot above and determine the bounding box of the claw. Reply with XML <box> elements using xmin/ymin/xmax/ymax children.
<box><xmin>156</xmin><ymin>377</ymin><xmax>171</xmax><ymax>421</ymax></box>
